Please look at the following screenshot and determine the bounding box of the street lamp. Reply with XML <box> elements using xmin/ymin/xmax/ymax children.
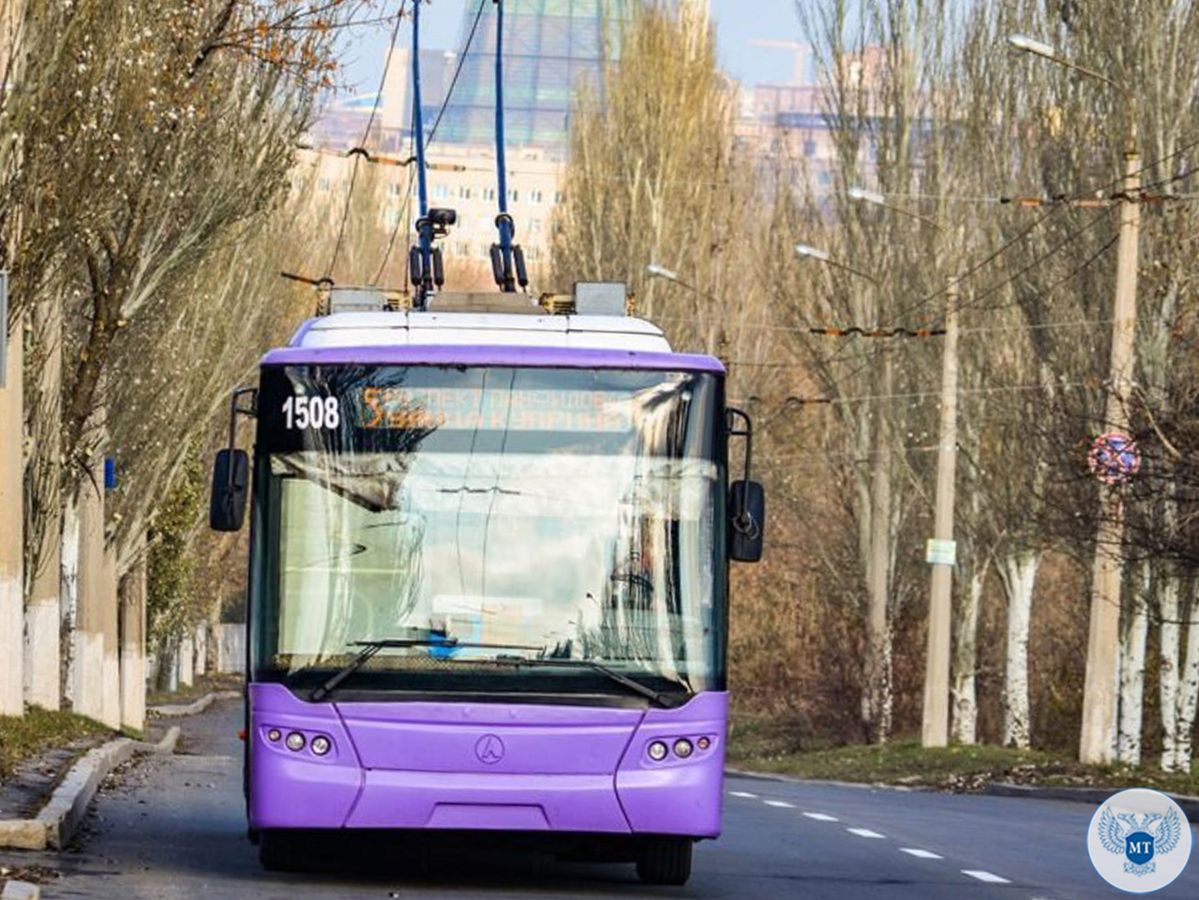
<box><xmin>1007</xmin><ymin>35</ymin><xmax>1131</xmax><ymax>102</ymax></box>
<box><xmin>795</xmin><ymin>243</ymin><xmax>881</xmax><ymax>285</ymax></box>
<box><xmin>797</xmin><ymin>242</ymin><xmax>893</xmax><ymax>743</ymax></box>
<box><xmin>1009</xmin><ymin>34</ymin><xmax>1141</xmax><ymax>766</ymax></box>
<box><xmin>645</xmin><ymin>263</ymin><xmax>728</xmax><ymax>364</ymax></box>
<box><xmin>849</xmin><ymin>186</ymin><xmax>945</xmax><ymax>231</ymax></box>
<box><xmin>646</xmin><ymin>262</ymin><xmax>680</xmax><ymax>283</ymax></box>
<box><xmin>848</xmin><ymin>189</ymin><xmax>960</xmax><ymax>749</ymax></box>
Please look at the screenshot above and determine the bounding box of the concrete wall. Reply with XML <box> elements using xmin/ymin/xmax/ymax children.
<box><xmin>194</xmin><ymin>624</ymin><xmax>208</xmax><ymax>677</ymax></box>
<box><xmin>177</xmin><ymin>634</ymin><xmax>194</xmax><ymax>687</ymax></box>
<box><xmin>0</xmin><ymin>317</ymin><xmax>24</xmax><ymax>716</ymax></box>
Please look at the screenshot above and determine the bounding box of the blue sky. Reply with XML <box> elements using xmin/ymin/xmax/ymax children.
<box><xmin>341</xmin><ymin>1</ymin><xmax>804</xmax><ymax>96</ymax></box>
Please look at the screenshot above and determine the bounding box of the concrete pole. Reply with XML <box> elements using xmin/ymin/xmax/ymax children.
<box><xmin>119</xmin><ymin>554</ymin><xmax>146</xmax><ymax>732</ymax></box>
<box><xmin>1079</xmin><ymin>149</ymin><xmax>1141</xmax><ymax>765</ymax></box>
<box><xmin>866</xmin><ymin>346</ymin><xmax>894</xmax><ymax>743</ymax></box>
<box><xmin>921</xmin><ymin>278</ymin><xmax>960</xmax><ymax>748</ymax></box>
<box><xmin>0</xmin><ymin>313</ymin><xmax>24</xmax><ymax>716</ymax></box>
<box><xmin>25</xmin><ymin>300</ymin><xmax>62</xmax><ymax>710</ymax></box>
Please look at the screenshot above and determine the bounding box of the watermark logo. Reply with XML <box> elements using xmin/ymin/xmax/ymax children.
<box><xmin>1087</xmin><ymin>788</ymin><xmax>1192</xmax><ymax>893</ymax></box>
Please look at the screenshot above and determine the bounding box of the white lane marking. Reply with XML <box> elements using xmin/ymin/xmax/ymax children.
<box><xmin>846</xmin><ymin>827</ymin><xmax>886</xmax><ymax>839</ymax></box>
<box><xmin>899</xmin><ymin>848</ymin><xmax>943</xmax><ymax>859</ymax></box>
<box><xmin>763</xmin><ymin>800</ymin><xmax>795</xmax><ymax>808</ymax></box>
<box><xmin>962</xmin><ymin>870</ymin><xmax>1011</xmax><ymax>884</ymax></box>
<box><xmin>728</xmin><ymin>791</ymin><xmax>758</xmax><ymax>798</ymax></box>
<box><xmin>802</xmin><ymin>812</ymin><xmax>839</xmax><ymax>822</ymax></box>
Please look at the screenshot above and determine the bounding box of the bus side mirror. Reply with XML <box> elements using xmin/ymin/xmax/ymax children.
<box><xmin>210</xmin><ymin>449</ymin><xmax>249</xmax><ymax>532</ymax></box>
<box><xmin>727</xmin><ymin>406</ymin><xmax>763</xmax><ymax>562</ymax></box>
<box><xmin>730</xmin><ymin>480</ymin><xmax>765</xmax><ymax>563</ymax></box>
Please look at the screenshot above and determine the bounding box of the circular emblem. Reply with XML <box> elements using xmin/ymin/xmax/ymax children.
<box><xmin>1087</xmin><ymin>788</ymin><xmax>1192</xmax><ymax>893</ymax></box>
<box><xmin>474</xmin><ymin>734</ymin><xmax>505</xmax><ymax>765</ymax></box>
<box><xmin>1088</xmin><ymin>432</ymin><xmax>1141</xmax><ymax>485</ymax></box>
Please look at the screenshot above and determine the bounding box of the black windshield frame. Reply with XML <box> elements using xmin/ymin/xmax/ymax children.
<box><xmin>246</xmin><ymin>363</ymin><xmax>729</xmax><ymax>704</ymax></box>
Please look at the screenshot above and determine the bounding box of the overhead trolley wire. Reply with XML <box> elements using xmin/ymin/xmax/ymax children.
<box><xmin>324</xmin><ymin>1</ymin><xmax>408</xmax><ymax>281</ymax></box>
<box><xmin>373</xmin><ymin>0</ymin><xmax>488</xmax><ymax>284</ymax></box>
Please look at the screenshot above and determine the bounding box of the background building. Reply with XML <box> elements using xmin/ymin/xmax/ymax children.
<box><xmin>303</xmin><ymin>1</ymin><xmax>718</xmax><ymax>282</ymax></box>
<box><xmin>435</xmin><ymin>0</ymin><xmax>634</xmax><ymax>155</ymax></box>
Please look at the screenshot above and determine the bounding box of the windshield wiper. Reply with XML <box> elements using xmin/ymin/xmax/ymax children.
<box><xmin>308</xmin><ymin>638</ymin><xmax>540</xmax><ymax>702</ymax></box>
<box><xmin>490</xmin><ymin>655</ymin><xmax>689</xmax><ymax>709</ymax></box>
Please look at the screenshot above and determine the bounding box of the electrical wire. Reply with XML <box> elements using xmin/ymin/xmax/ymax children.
<box><xmin>730</xmin><ymin>378</ymin><xmax>1096</xmax><ymax>409</ymax></box>
<box><xmin>656</xmin><ymin>311</ymin><xmax>1166</xmax><ymax>339</ymax></box>
<box><xmin>325</xmin><ymin>1</ymin><xmax>408</xmax><ymax>281</ymax></box>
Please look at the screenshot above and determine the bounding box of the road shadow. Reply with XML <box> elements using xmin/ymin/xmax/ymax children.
<box><xmin>254</xmin><ymin>832</ymin><xmax>672</xmax><ymax>894</ymax></box>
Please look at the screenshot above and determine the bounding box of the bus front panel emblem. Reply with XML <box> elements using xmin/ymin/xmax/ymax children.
<box><xmin>475</xmin><ymin>734</ymin><xmax>505</xmax><ymax>765</ymax></box>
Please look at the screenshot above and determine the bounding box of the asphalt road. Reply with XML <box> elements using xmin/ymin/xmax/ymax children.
<box><xmin>9</xmin><ymin>699</ymin><xmax>1199</xmax><ymax>899</ymax></box>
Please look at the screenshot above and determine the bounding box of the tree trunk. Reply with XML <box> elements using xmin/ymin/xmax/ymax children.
<box><xmin>0</xmin><ymin>311</ymin><xmax>23</xmax><ymax>716</ymax></box>
<box><xmin>863</xmin><ymin>350</ymin><xmax>894</xmax><ymax>745</ymax></box>
<box><xmin>998</xmin><ymin>549</ymin><xmax>1039</xmax><ymax>749</ymax></box>
<box><xmin>1116</xmin><ymin>562</ymin><xmax>1149</xmax><ymax>765</ymax></box>
<box><xmin>951</xmin><ymin>562</ymin><xmax>986</xmax><ymax>745</ymax></box>
<box><xmin>24</xmin><ymin>297</ymin><xmax>63</xmax><ymax>710</ymax></box>
<box><xmin>1173</xmin><ymin>587</ymin><xmax>1199</xmax><ymax>773</ymax></box>
<box><xmin>1158</xmin><ymin>572</ymin><xmax>1182</xmax><ymax>771</ymax></box>
<box><xmin>155</xmin><ymin>637</ymin><xmax>178</xmax><ymax>694</ymax></box>
<box><xmin>58</xmin><ymin>490</ymin><xmax>81</xmax><ymax>709</ymax></box>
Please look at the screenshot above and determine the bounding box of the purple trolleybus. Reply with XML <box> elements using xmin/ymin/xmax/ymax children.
<box><xmin>209</xmin><ymin>288</ymin><xmax>764</xmax><ymax>885</ymax></box>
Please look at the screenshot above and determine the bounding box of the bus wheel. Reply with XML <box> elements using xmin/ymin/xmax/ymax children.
<box><xmin>635</xmin><ymin>838</ymin><xmax>692</xmax><ymax>886</ymax></box>
<box><xmin>258</xmin><ymin>831</ymin><xmax>298</xmax><ymax>872</ymax></box>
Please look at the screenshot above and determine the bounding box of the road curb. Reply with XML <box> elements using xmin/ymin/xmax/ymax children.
<box><xmin>1</xmin><ymin>880</ymin><xmax>40</xmax><ymax>899</ymax></box>
<box><xmin>0</xmin><ymin>725</ymin><xmax>183</xmax><ymax>851</ymax></box>
<box><xmin>727</xmin><ymin>768</ymin><xmax>1199</xmax><ymax>822</ymax></box>
<box><xmin>983</xmin><ymin>782</ymin><xmax>1199</xmax><ymax>823</ymax></box>
<box><xmin>148</xmin><ymin>690</ymin><xmax>239</xmax><ymax>718</ymax></box>
<box><xmin>35</xmin><ymin>738</ymin><xmax>139</xmax><ymax>850</ymax></box>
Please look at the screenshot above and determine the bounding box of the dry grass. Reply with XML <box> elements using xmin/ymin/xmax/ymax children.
<box><xmin>0</xmin><ymin>707</ymin><xmax>110</xmax><ymax>781</ymax></box>
<box><xmin>729</xmin><ymin>716</ymin><xmax>1199</xmax><ymax>796</ymax></box>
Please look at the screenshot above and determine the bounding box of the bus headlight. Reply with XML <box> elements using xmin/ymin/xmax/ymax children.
<box><xmin>310</xmin><ymin>735</ymin><xmax>331</xmax><ymax>756</ymax></box>
<box><xmin>647</xmin><ymin>741</ymin><xmax>669</xmax><ymax>761</ymax></box>
<box><xmin>285</xmin><ymin>732</ymin><xmax>306</xmax><ymax>752</ymax></box>
<box><xmin>266</xmin><ymin>728</ymin><xmax>282</xmax><ymax>743</ymax></box>
<box><xmin>673</xmin><ymin>738</ymin><xmax>694</xmax><ymax>759</ymax></box>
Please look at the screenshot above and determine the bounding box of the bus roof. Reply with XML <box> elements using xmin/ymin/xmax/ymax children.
<box><xmin>261</xmin><ymin>311</ymin><xmax>726</xmax><ymax>374</ymax></box>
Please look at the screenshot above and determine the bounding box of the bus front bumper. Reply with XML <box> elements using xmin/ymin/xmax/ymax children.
<box><xmin>247</xmin><ymin>683</ymin><xmax>727</xmax><ymax>838</ymax></box>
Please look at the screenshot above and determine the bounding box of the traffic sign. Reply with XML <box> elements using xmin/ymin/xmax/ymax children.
<box><xmin>1087</xmin><ymin>432</ymin><xmax>1141</xmax><ymax>485</ymax></box>
<box><xmin>926</xmin><ymin>539</ymin><xmax>957</xmax><ymax>566</ymax></box>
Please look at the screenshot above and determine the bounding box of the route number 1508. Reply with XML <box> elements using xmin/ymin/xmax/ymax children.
<box><xmin>282</xmin><ymin>395</ymin><xmax>341</xmax><ymax>430</ymax></box>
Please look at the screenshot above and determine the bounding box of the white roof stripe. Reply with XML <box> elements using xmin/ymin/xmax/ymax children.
<box><xmin>298</xmin><ymin>312</ymin><xmax>672</xmax><ymax>353</ymax></box>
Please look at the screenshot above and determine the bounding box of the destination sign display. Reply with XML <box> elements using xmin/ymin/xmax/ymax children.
<box><xmin>359</xmin><ymin>387</ymin><xmax>635</xmax><ymax>433</ymax></box>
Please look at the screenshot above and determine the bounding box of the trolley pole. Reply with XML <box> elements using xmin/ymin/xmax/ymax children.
<box><xmin>1079</xmin><ymin>146</ymin><xmax>1141</xmax><ymax>765</ymax></box>
<box><xmin>921</xmin><ymin>277</ymin><xmax>960</xmax><ymax>747</ymax></box>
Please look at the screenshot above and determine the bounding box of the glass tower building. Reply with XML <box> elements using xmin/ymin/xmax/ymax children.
<box><xmin>437</xmin><ymin>1</ymin><xmax>635</xmax><ymax>152</ymax></box>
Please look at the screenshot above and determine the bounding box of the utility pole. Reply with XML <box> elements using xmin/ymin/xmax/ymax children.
<box><xmin>1007</xmin><ymin>33</ymin><xmax>1143</xmax><ymax>765</ymax></box>
<box><xmin>921</xmin><ymin>277</ymin><xmax>960</xmax><ymax>747</ymax></box>
<box><xmin>1079</xmin><ymin>147</ymin><xmax>1141</xmax><ymax>765</ymax></box>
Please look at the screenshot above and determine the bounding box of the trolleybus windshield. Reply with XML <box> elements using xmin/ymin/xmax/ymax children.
<box><xmin>250</xmin><ymin>364</ymin><xmax>727</xmax><ymax>704</ymax></box>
